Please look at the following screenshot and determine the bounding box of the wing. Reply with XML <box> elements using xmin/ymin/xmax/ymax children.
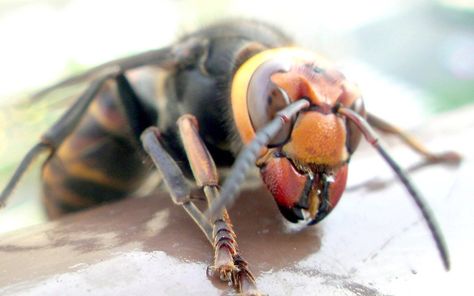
<box><xmin>0</xmin><ymin>37</ymin><xmax>208</xmax><ymax>210</ymax></box>
<box><xmin>30</xmin><ymin>36</ymin><xmax>207</xmax><ymax>102</ymax></box>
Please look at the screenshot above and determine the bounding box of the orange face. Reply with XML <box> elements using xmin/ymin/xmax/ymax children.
<box><xmin>231</xmin><ymin>48</ymin><xmax>365</xmax><ymax>223</ymax></box>
<box><xmin>271</xmin><ymin>64</ymin><xmax>360</xmax><ymax>167</ymax></box>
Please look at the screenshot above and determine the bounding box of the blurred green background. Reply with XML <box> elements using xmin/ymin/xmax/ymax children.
<box><xmin>0</xmin><ymin>0</ymin><xmax>473</xmax><ymax>233</ymax></box>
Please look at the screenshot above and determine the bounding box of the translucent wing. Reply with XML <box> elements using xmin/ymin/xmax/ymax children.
<box><xmin>0</xmin><ymin>40</ymin><xmax>205</xmax><ymax>232</ymax></box>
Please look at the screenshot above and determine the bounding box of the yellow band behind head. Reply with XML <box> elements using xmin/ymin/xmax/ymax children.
<box><xmin>231</xmin><ymin>47</ymin><xmax>322</xmax><ymax>144</ymax></box>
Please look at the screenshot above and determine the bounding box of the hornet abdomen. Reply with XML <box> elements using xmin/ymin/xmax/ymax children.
<box><xmin>41</xmin><ymin>81</ymin><xmax>150</xmax><ymax>218</ymax></box>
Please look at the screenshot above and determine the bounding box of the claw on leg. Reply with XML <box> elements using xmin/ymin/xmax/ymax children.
<box><xmin>210</xmin><ymin>217</ymin><xmax>261</xmax><ymax>294</ymax></box>
<box><xmin>425</xmin><ymin>151</ymin><xmax>461</xmax><ymax>164</ymax></box>
<box><xmin>232</xmin><ymin>255</ymin><xmax>261</xmax><ymax>296</ymax></box>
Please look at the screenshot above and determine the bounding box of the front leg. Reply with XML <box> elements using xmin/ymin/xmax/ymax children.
<box><xmin>177</xmin><ymin>115</ymin><xmax>261</xmax><ymax>295</ymax></box>
<box><xmin>367</xmin><ymin>113</ymin><xmax>461</xmax><ymax>163</ymax></box>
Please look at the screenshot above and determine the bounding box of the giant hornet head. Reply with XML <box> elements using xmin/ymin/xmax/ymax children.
<box><xmin>207</xmin><ymin>47</ymin><xmax>449</xmax><ymax>270</ymax></box>
<box><xmin>231</xmin><ymin>48</ymin><xmax>365</xmax><ymax>224</ymax></box>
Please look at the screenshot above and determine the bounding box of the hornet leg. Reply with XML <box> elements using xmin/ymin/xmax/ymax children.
<box><xmin>176</xmin><ymin>115</ymin><xmax>260</xmax><ymax>295</ymax></box>
<box><xmin>140</xmin><ymin>127</ymin><xmax>213</xmax><ymax>239</ymax></box>
<box><xmin>367</xmin><ymin>113</ymin><xmax>461</xmax><ymax>163</ymax></box>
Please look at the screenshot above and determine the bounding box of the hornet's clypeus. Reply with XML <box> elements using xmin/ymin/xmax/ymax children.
<box><xmin>0</xmin><ymin>20</ymin><xmax>460</xmax><ymax>295</ymax></box>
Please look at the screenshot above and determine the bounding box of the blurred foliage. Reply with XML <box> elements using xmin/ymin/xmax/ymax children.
<box><xmin>353</xmin><ymin>4</ymin><xmax>474</xmax><ymax>113</ymax></box>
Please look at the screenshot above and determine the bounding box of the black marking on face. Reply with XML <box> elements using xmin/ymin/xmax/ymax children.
<box><xmin>308</xmin><ymin>174</ymin><xmax>331</xmax><ymax>225</ymax></box>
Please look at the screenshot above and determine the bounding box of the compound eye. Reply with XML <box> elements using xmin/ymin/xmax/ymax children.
<box><xmin>346</xmin><ymin>97</ymin><xmax>366</xmax><ymax>153</ymax></box>
<box><xmin>247</xmin><ymin>59</ymin><xmax>293</xmax><ymax>146</ymax></box>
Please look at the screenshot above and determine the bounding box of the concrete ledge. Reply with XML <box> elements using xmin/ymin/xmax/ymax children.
<box><xmin>0</xmin><ymin>105</ymin><xmax>473</xmax><ymax>295</ymax></box>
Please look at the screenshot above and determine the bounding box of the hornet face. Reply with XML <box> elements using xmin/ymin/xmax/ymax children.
<box><xmin>231</xmin><ymin>48</ymin><xmax>366</xmax><ymax>224</ymax></box>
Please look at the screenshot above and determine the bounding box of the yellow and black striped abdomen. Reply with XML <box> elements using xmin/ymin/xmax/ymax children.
<box><xmin>41</xmin><ymin>81</ymin><xmax>150</xmax><ymax>218</ymax></box>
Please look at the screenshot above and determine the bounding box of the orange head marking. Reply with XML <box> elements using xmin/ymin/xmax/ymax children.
<box><xmin>283</xmin><ymin>112</ymin><xmax>348</xmax><ymax>166</ymax></box>
<box><xmin>231</xmin><ymin>47</ymin><xmax>327</xmax><ymax>144</ymax></box>
<box><xmin>271</xmin><ymin>64</ymin><xmax>346</xmax><ymax>108</ymax></box>
<box><xmin>271</xmin><ymin>65</ymin><xmax>350</xmax><ymax>166</ymax></box>
<box><xmin>231</xmin><ymin>47</ymin><xmax>360</xmax><ymax>166</ymax></box>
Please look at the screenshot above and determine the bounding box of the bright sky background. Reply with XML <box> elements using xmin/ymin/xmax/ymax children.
<box><xmin>0</xmin><ymin>0</ymin><xmax>420</xmax><ymax>101</ymax></box>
